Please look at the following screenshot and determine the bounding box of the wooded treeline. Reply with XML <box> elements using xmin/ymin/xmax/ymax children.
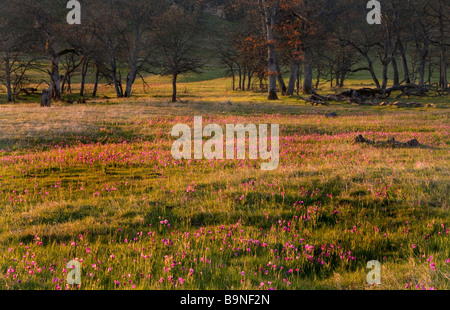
<box><xmin>223</xmin><ymin>0</ymin><xmax>449</xmax><ymax>99</ymax></box>
<box><xmin>0</xmin><ymin>0</ymin><xmax>448</xmax><ymax>103</ymax></box>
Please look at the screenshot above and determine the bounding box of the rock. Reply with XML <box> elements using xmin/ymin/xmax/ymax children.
<box><xmin>405</xmin><ymin>139</ymin><xmax>420</xmax><ymax>147</ymax></box>
<box><xmin>325</xmin><ymin>112</ymin><xmax>338</xmax><ymax>118</ymax></box>
<box><xmin>354</xmin><ymin>134</ymin><xmax>366</xmax><ymax>143</ymax></box>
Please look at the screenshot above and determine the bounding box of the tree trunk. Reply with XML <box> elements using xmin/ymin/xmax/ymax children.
<box><xmin>276</xmin><ymin>61</ymin><xmax>286</xmax><ymax>95</ymax></box>
<box><xmin>440</xmin><ymin>45</ymin><xmax>448</xmax><ymax>90</ymax></box>
<box><xmin>68</xmin><ymin>76</ymin><xmax>72</xmax><ymax>94</ymax></box>
<box><xmin>287</xmin><ymin>53</ymin><xmax>299</xmax><ymax>95</ymax></box>
<box><xmin>112</xmin><ymin>68</ymin><xmax>123</xmax><ymax>98</ymax></box>
<box><xmin>365</xmin><ymin>55</ymin><xmax>381</xmax><ymax>89</ymax></box>
<box><xmin>316</xmin><ymin>67</ymin><xmax>321</xmax><ymax>89</ymax></box>
<box><xmin>416</xmin><ymin>25</ymin><xmax>429</xmax><ymax>87</ymax></box>
<box><xmin>124</xmin><ymin>23</ymin><xmax>142</xmax><ymax>98</ymax></box>
<box><xmin>238</xmin><ymin>65</ymin><xmax>242</xmax><ymax>90</ymax></box>
<box><xmin>50</xmin><ymin>55</ymin><xmax>62</xmax><ymax>101</ymax></box>
<box><xmin>172</xmin><ymin>73</ymin><xmax>178</xmax><ymax>102</ymax></box>
<box><xmin>418</xmin><ymin>47</ymin><xmax>428</xmax><ymax>87</ymax></box>
<box><xmin>61</xmin><ymin>72</ymin><xmax>72</xmax><ymax>95</ymax></box>
<box><xmin>41</xmin><ymin>89</ymin><xmax>51</xmax><ymax>107</ymax></box>
<box><xmin>330</xmin><ymin>70</ymin><xmax>333</xmax><ymax>88</ymax></box>
<box><xmin>262</xmin><ymin>0</ymin><xmax>279</xmax><ymax>100</ymax></box>
<box><xmin>125</xmin><ymin>67</ymin><xmax>137</xmax><ymax>98</ymax></box>
<box><xmin>117</xmin><ymin>72</ymin><xmax>123</xmax><ymax>96</ymax></box>
<box><xmin>93</xmin><ymin>67</ymin><xmax>100</xmax><ymax>97</ymax></box>
<box><xmin>392</xmin><ymin>56</ymin><xmax>400</xmax><ymax>87</ymax></box>
<box><xmin>232</xmin><ymin>72</ymin><xmax>235</xmax><ymax>91</ymax></box>
<box><xmin>80</xmin><ymin>57</ymin><xmax>90</xmax><ymax>96</ymax></box>
<box><xmin>42</xmin><ymin>33</ymin><xmax>63</xmax><ymax>101</ymax></box>
<box><xmin>287</xmin><ymin>62</ymin><xmax>299</xmax><ymax>96</ymax></box>
<box><xmin>339</xmin><ymin>68</ymin><xmax>346</xmax><ymax>88</ymax></box>
<box><xmin>397</xmin><ymin>40</ymin><xmax>410</xmax><ymax>84</ymax></box>
<box><xmin>302</xmin><ymin>48</ymin><xmax>313</xmax><ymax>94</ymax></box>
<box><xmin>438</xmin><ymin>3</ymin><xmax>448</xmax><ymax>90</ymax></box>
<box><xmin>106</xmin><ymin>43</ymin><xmax>123</xmax><ymax>98</ymax></box>
<box><xmin>428</xmin><ymin>56</ymin><xmax>432</xmax><ymax>85</ymax></box>
<box><xmin>349</xmin><ymin>41</ymin><xmax>381</xmax><ymax>89</ymax></box>
<box><xmin>381</xmin><ymin>35</ymin><xmax>392</xmax><ymax>90</ymax></box>
<box><xmin>381</xmin><ymin>61</ymin><xmax>390</xmax><ymax>90</ymax></box>
<box><xmin>5</xmin><ymin>57</ymin><xmax>12</xmax><ymax>102</ymax></box>
<box><xmin>61</xmin><ymin>75</ymin><xmax>66</xmax><ymax>95</ymax></box>
<box><xmin>247</xmin><ymin>71</ymin><xmax>252</xmax><ymax>90</ymax></box>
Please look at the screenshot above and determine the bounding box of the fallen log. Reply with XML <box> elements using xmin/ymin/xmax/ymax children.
<box><xmin>379</xmin><ymin>101</ymin><xmax>424</xmax><ymax>108</ymax></box>
<box><xmin>19</xmin><ymin>87</ymin><xmax>39</xmax><ymax>96</ymax></box>
<box><xmin>327</xmin><ymin>94</ymin><xmax>347</xmax><ymax>102</ymax></box>
<box><xmin>341</xmin><ymin>88</ymin><xmax>382</xmax><ymax>98</ymax></box>
<box><xmin>305</xmin><ymin>91</ymin><xmax>330</xmax><ymax>106</ymax></box>
<box><xmin>395</xmin><ymin>87</ymin><xmax>429</xmax><ymax>99</ymax></box>
<box><xmin>354</xmin><ymin>135</ymin><xmax>420</xmax><ymax>148</ymax></box>
<box><xmin>339</xmin><ymin>84</ymin><xmax>442</xmax><ymax>103</ymax></box>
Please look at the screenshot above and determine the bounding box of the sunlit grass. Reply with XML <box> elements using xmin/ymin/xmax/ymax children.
<box><xmin>0</xmin><ymin>76</ymin><xmax>449</xmax><ymax>290</ymax></box>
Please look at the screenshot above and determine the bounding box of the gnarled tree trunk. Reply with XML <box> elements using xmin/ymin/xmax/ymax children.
<box><xmin>49</xmin><ymin>53</ymin><xmax>62</xmax><ymax>101</ymax></box>
<box><xmin>41</xmin><ymin>89</ymin><xmax>51</xmax><ymax>107</ymax></box>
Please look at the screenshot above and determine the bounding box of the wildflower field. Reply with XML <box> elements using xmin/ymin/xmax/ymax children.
<box><xmin>0</xmin><ymin>77</ymin><xmax>449</xmax><ymax>290</ymax></box>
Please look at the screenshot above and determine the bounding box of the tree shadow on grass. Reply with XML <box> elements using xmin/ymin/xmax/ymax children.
<box><xmin>0</xmin><ymin>125</ymin><xmax>139</xmax><ymax>153</ymax></box>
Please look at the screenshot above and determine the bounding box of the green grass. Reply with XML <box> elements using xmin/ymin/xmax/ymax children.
<box><xmin>0</xmin><ymin>76</ymin><xmax>449</xmax><ymax>290</ymax></box>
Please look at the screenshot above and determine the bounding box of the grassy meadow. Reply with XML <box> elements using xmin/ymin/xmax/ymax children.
<box><xmin>0</xmin><ymin>75</ymin><xmax>449</xmax><ymax>290</ymax></box>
